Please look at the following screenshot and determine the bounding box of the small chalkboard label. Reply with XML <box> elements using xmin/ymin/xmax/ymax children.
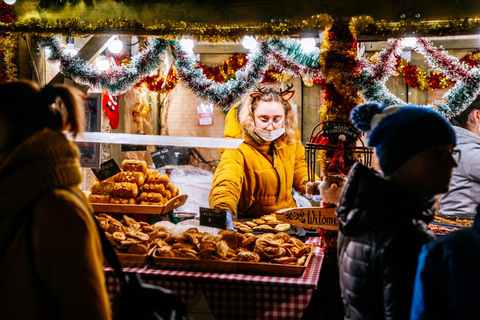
<box><xmin>91</xmin><ymin>159</ymin><xmax>121</xmax><ymax>181</ymax></box>
<box><xmin>199</xmin><ymin>207</ymin><xmax>227</xmax><ymax>229</ymax></box>
<box><xmin>121</xmin><ymin>144</ymin><xmax>147</xmax><ymax>152</ymax></box>
<box><xmin>150</xmin><ymin>147</ymin><xmax>177</xmax><ymax>169</ymax></box>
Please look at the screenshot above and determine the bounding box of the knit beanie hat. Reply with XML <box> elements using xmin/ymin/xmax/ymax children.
<box><xmin>350</xmin><ymin>102</ymin><xmax>456</xmax><ymax>175</ymax></box>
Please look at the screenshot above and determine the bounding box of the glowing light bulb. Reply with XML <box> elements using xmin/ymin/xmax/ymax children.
<box><xmin>108</xmin><ymin>36</ymin><xmax>123</xmax><ymax>54</ymax></box>
<box><xmin>64</xmin><ymin>37</ymin><xmax>78</xmax><ymax>56</ymax></box>
<box><xmin>4</xmin><ymin>0</ymin><xmax>16</xmax><ymax>5</ymax></box>
<box><xmin>300</xmin><ymin>38</ymin><xmax>316</xmax><ymax>53</ymax></box>
<box><xmin>96</xmin><ymin>54</ymin><xmax>110</xmax><ymax>71</ymax></box>
<box><xmin>180</xmin><ymin>39</ymin><xmax>194</xmax><ymax>53</ymax></box>
<box><xmin>242</xmin><ymin>36</ymin><xmax>257</xmax><ymax>50</ymax></box>
<box><xmin>401</xmin><ymin>37</ymin><xmax>417</xmax><ymax>48</ymax></box>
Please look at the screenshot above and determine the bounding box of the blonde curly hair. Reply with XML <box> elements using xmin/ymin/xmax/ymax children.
<box><xmin>238</xmin><ymin>86</ymin><xmax>297</xmax><ymax>141</ymax></box>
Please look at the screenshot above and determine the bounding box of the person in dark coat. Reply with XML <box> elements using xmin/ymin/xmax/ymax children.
<box><xmin>410</xmin><ymin>205</ymin><xmax>480</xmax><ymax>320</ymax></box>
<box><xmin>337</xmin><ymin>102</ymin><xmax>458</xmax><ymax>320</ymax></box>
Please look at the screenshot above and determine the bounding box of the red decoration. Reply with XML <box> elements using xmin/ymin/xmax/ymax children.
<box><xmin>326</xmin><ymin>138</ymin><xmax>346</xmax><ymax>175</ymax></box>
<box><xmin>102</xmin><ymin>90</ymin><xmax>120</xmax><ymax>129</ymax></box>
<box><xmin>0</xmin><ymin>2</ymin><xmax>14</xmax><ymax>24</ymax></box>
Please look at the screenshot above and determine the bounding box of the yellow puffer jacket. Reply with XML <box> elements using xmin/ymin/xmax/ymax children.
<box><xmin>209</xmin><ymin>104</ymin><xmax>309</xmax><ymax>217</ymax></box>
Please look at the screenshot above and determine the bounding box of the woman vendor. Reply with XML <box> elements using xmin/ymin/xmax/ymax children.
<box><xmin>208</xmin><ymin>84</ymin><xmax>309</xmax><ymax>217</ymax></box>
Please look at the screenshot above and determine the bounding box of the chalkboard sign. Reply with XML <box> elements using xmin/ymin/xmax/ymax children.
<box><xmin>121</xmin><ymin>133</ymin><xmax>147</xmax><ymax>152</ymax></box>
<box><xmin>121</xmin><ymin>144</ymin><xmax>147</xmax><ymax>152</ymax></box>
<box><xmin>91</xmin><ymin>159</ymin><xmax>121</xmax><ymax>181</ymax></box>
<box><xmin>199</xmin><ymin>207</ymin><xmax>227</xmax><ymax>229</ymax></box>
<box><xmin>150</xmin><ymin>146</ymin><xmax>177</xmax><ymax>168</ymax></box>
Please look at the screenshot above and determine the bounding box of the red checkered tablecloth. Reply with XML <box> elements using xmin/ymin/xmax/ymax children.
<box><xmin>105</xmin><ymin>237</ymin><xmax>323</xmax><ymax>320</ymax></box>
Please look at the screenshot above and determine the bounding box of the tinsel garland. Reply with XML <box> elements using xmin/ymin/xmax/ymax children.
<box><xmin>37</xmin><ymin>36</ymin><xmax>169</xmax><ymax>95</ymax></box>
<box><xmin>172</xmin><ymin>38</ymin><xmax>322</xmax><ymax>110</ymax></box>
<box><xmin>0</xmin><ymin>2</ymin><xmax>14</xmax><ymax>24</ymax></box>
<box><xmin>436</xmin><ymin>69</ymin><xmax>480</xmax><ymax>118</ymax></box>
<box><xmin>316</xmin><ymin>18</ymin><xmax>362</xmax><ymax>173</ymax></box>
<box><xmin>198</xmin><ymin>53</ymin><xmax>283</xmax><ymax>84</ymax></box>
<box><xmin>396</xmin><ymin>59</ymin><xmax>454</xmax><ymax>90</ymax></box>
<box><xmin>0</xmin><ymin>3</ymin><xmax>16</xmax><ymax>84</ymax></box>
<box><xmin>411</xmin><ymin>38</ymin><xmax>480</xmax><ymax>117</ymax></box>
<box><xmin>172</xmin><ymin>40</ymin><xmax>271</xmax><ymax>110</ymax></box>
<box><xmin>0</xmin><ymin>15</ymin><xmax>332</xmax><ymax>43</ymax></box>
<box><xmin>414</xmin><ymin>38</ymin><xmax>470</xmax><ymax>81</ymax></box>
<box><xmin>136</xmin><ymin>67</ymin><xmax>178</xmax><ymax>94</ymax></box>
<box><xmin>355</xmin><ymin>38</ymin><xmax>407</xmax><ymax>106</ymax></box>
<box><xmin>351</xmin><ymin>15</ymin><xmax>480</xmax><ymax>39</ymax></box>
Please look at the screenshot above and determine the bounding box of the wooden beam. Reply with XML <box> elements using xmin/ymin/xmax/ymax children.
<box><xmin>47</xmin><ymin>36</ymin><xmax>111</xmax><ymax>85</ymax></box>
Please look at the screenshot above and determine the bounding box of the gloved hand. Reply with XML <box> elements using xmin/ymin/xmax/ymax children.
<box><xmin>226</xmin><ymin>210</ymin><xmax>236</xmax><ymax>232</ymax></box>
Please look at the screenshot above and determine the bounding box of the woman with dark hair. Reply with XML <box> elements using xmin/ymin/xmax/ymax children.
<box><xmin>0</xmin><ymin>80</ymin><xmax>111</xmax><ymax>319</ymax></box>
<box><xmin>439</xmin><ymin>94</ymin><xmax>480</xmax><ymax>218</ymax></box>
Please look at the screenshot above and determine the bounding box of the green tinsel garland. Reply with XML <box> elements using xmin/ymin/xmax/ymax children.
<box><xmin>37</xmin><ymin>36</ymin><xmax>169</xmax><ymax>95</ymax></box>
<box><xmin>36</xmin><ymin>35</ymin><xmax>322</xmax><ymax>109</ymax></box>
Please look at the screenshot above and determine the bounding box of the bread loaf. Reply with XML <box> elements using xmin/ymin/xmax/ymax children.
<box><xmin>140</xmin><ymin>183</ymin><xmax>165</xmax><ymax>194</ymax></box>
<box><xmin>90</xmin><ymin>180</ymin><xmax>115</xmax><ymax>195</ymax></box>
<box><xmin>121</xmin><ymin>160</ymin><xmax>148</xmax><ymax>175</ymax></box>
<box><xmin>113</xmin><ymin>182</ymin><xmax>139</xmax><ymax>198</ymax></box>
<box><xmin>88</xmin><ymin>194</ymin><xmax>111</xmax><ymax>203</ymax></box>
<box><xmin>146</xmin><ymin>174</ymin><xmax>169</xmax><ymax>185</ymax></box>
<box><xmin>137</xmin><ymin>192</ymin><xmax>163</xmax><ymax>203</ymax></box>
<box><xmin>115</xmin><ymin>171</ymin><xmax>145</xmax><ymax>186</ymax></box>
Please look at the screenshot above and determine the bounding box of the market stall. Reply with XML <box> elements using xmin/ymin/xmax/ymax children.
<box><xmin>1</xmin><ymin>1</ymin><xmax>479</xmax><ymax>319</ymax></box>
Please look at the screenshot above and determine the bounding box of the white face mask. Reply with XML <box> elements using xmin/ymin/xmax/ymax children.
<box><xmin>254</xmin><ymin>127</ymin><xmax>285</xmax><ymax>142</ymax></box>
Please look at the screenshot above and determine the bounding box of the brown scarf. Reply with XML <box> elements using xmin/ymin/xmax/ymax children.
<box><xmin>0</xmin><ymin>128</ymin><xmax>82</xmax><ymax>217</ymax></box>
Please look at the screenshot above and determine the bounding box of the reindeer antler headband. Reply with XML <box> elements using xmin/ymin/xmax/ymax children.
<box><xmin>249</xmin><ymin>83</ymin><xmax>295</xmax><ymax>101</ymax></box>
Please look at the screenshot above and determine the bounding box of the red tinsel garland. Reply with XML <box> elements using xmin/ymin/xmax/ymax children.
<box><xmin>0</xmin><ymin>2</ymin><xmax>14</xmax><ymax>23</ymax></box>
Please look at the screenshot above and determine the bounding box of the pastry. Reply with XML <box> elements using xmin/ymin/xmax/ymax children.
<box><xmin>88</xmin><ymin>193</ymin><xmax>111</xmax><ymax>204</ymax></box>
<box><xmin>115</xmin><ymin>171</ymin><xmax>145</xmax><ymax>186</ymax></box>
<box><xmin>146</xmin><ymin>174</ymin><xmax>169</xmax><ymax>185</ymax></box>
<box><xmin>90</xmin><ymin>180</ymin><xmax>115</xmax><ymax>195</ymax></box>
<box><xmin>137</xmin><ymin>192</ymin><xmax>163</xmax><ymax>203</ymax></box>
<box><xmin>274</xmin><ymin>223</ymin><xmax>291</xmax><ymax>232</ymax></box>
<box><xmin>113</xmin><ymin>182</ymin><xmax>139</xmax><ymax>198</ymax></box>
<box><xmin>141</xmin><ymin>183</ymin><xmax>165</xmax><ymax>194</ymax></box>
<box><xmin>121</xmin><ymin>159</ymin><xmax>148</xmax><ymax>175</ymax></box>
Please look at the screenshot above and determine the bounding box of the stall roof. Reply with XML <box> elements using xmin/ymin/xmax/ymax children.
<box><xmin>7</xmin><ymin>0</ymin><xmax>480</xmax><ymax>40</ymax></box>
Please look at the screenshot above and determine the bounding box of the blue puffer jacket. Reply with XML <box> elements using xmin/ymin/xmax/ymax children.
<box><xmin>411</xmin><ymin>213</ymin><xmax>480</xmax><ymax>320</ymax></box>
<box><xmin>336</xmin><ymin>163</ymin><xmax>435</xmax><ymax>320</ymax></box>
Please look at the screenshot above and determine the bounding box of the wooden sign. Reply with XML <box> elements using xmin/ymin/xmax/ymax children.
<box><xmin>275</xmin><ymin>207</ymin><xmax>339</xmax><ymax>230</ymax></box>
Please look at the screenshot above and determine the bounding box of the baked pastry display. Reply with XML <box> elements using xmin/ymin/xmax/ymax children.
<box><xmin>96</xmin><ymin>214</ymin><xmax>311</xmax><ymax>267</ymax></box>
<box><xmin>88</xmin><ymin>159</ymin><xmax>181</xmax><ymax>207</ymax></box>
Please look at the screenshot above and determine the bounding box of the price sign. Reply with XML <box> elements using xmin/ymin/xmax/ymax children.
<box><xmin>199</xmin><ymin>207</ymin><xmax>227</xmax><ymax>229</ymax></box>
<box><xmin>121</xmin><ymin>144</ymin><xmax>147</xmax><ymax>152</ymax></box>
<box><xmin>150</xmin><ymin>147</ymin><xmax>177</xmax><ymax>169</ymax></box>
<box><xmin>276</xmin><ymin>207</ymin><xmax>339</xmax><ymax>230</ymax></box>
<box><xmin>91</xmin><ymin>159</ymin><xmax>121</xmax><ymax>181</ymax></box>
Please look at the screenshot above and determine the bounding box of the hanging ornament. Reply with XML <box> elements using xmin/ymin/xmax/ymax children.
<box><xmin>102</xmin><ymin>90</ymin><xmax>120</xmax><ymax>128</ymax></box>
